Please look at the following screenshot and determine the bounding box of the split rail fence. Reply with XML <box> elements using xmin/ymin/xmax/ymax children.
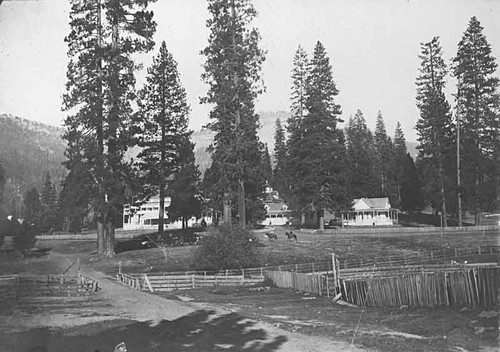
<box><xmin>117</xmin><ymin>272</ymin><xmax>265</xmax><ymax>293</ymax></box>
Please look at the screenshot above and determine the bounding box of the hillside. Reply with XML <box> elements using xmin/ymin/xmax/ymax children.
<box><xmin>0</xmin><ymin>114</ymin><xmax>68</xmax><ymax>200</ymax></box>
<box><xmin>0</xmin><ymin>112</ymin><xmax>418</xmax><ymax>200</ymax></box>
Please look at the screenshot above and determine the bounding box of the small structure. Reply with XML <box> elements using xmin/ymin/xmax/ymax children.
<box><xmin>341</xmin><ymin>197</ymin><xmax>399</xmax><ymax>226</ymax></box>
<box><xmin>261</xmin><ymin>184</ymin><xmax>291</xmax><ymax>226</ymax></box>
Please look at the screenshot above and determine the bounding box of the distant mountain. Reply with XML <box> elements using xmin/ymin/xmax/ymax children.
<box><xmin>0</xmin><ymin>112</ymin><xmax>417</xmax><ymax>202</ymax></box>
<box><xmin>0</xmin><ymin>114</ymin><xmax>68</xmax><ymax>201</ymax></box>
<box><xmin>190</xmin><ymin>111</ymin><xmax>418</xmax><ymax>175</ymax></box>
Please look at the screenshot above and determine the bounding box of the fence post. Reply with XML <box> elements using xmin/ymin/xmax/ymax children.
<box><xmin>191</xmin><ymin>275</ymin><xmax>195</xmax><ymax>289</ymax></box>
<box><xmin>430</xmin><ymin>251</ymin><xmax>433</xmax><ymax>260</ymax></box>
<box><xmin>118</xmin><ymin>261</ymin><xmax>122</xmax><ymax>274</ymax></box>
<box><xmin>76</xmin><ymin>257</ymin><xmax>81</xmax><ymax>284</ymax></box>
<box><xmin>332</xmin><ymin>252</ymin><xmax>337</xmax><ymax>295</ymax></box>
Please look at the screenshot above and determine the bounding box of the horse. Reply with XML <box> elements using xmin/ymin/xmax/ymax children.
<box><xmin>265</xmin><ymin>232</ymin><xmax>277</xmax><ymax>241</ymax></box>
<box><xmin>286</xmin><ymin>231</ymin><xmax>297</xmax><ymax>242</ymax></box>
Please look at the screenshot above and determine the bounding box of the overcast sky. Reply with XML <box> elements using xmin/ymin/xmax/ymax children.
<box><xmin>0</xmin><ymin>0</ymin><xmax>499</xmax><ymax>142</ymax></box>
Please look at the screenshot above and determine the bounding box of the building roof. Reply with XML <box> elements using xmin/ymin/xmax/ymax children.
<box><xmin>352</xmin><ymin>197</ymin><xmax>391</xmax><ymax>210</ymax></box>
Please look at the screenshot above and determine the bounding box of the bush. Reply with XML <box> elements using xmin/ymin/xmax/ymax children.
<box><xmin>13</xmin><ymin>221</ymin><xmax>38</xmax><ymax>252</ymax></box>
<box><xmin>193</xmin><ymin>224</ymin><xmax>261</xmax><ymax>271</ymax></box>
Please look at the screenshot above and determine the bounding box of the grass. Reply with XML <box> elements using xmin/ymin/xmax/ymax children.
<box><xmin>92</xmin><ymin>227</ymin><xmax>499</xmax><ymax>276</ymax></box>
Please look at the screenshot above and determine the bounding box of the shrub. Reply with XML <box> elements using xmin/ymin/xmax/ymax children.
<box><xmin>193</xmin><ymin>224</ymin><xmax>261</xmax><ymax>271</ymax></box>
<box><xmin>13</xmin><ymin>221</ymin><xmax>38</xmax><ymax>252</ymax></box>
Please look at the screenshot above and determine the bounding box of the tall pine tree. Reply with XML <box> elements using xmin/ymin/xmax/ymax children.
<box><xmin>168</xmin><ymin>138</ymin><xmax>201</xmax><ymax>229</ymax></box>
<box><xmin>201</xmin><ymin>0</ymin><xmax>266</xmax><ymax>228</ymax></box>
<box><xmin>63</xmin><ymin>0</ymin><xmax>156</xmax><ymax>257</ymax></box>
<box><xmin>346</xmin><ymin>109</ymin><xmax>379</xmax><ymax>199</ymax></box>
<box><xmin>287</xmin><ymin>41</ymin><xmax>347</xmax><ymax>228</ymax></box>
<box><xmin>452</xmin><ymin>16</ymin><xmax>500</xmax><ymax>223</ymax></box>
<box><xmin>392</xmin><ymin>121</ymin><xmax>408</xmax><ymax>206</ymax></box>
<box><xmin>40</xmin><ymin>173</ymin><xmax>57</xmax><ymax>233</ymax></box>
<box><xmin>415</xmin><ymin>36</ymin><xmax>455</xmax><ymax>226</ymax></box>
<box><xmin>374</xmin><ymin>111</ymin><xmax>397</xmax><ymax>202</ymax></box>
<box><xmin>272</xmin><ymin>118</ymin><xmax>288</xmax><ymax>197</ymax></box>
<box><xmin>133</xmin><ymin>41</ymin><xmax>190</xmax><ymax>235</ymax></box>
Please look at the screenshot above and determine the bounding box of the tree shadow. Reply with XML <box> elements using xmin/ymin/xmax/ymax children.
<box><xmin>3</xmin><ymin>309</ymin><xmax>288</xmax><ymax>351</ymax></box>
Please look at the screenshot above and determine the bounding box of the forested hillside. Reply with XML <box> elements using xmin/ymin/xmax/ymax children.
<box><xmin>0</xmin><ymin>114</ymin><xmax>67</xmax><ymax>206</ymax></box>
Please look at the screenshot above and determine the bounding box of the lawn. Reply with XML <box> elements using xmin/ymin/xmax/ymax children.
<box><xmin>92</xmin><ymin>226</ymin><xmax>499</xmax><ymax>276</ymax></box>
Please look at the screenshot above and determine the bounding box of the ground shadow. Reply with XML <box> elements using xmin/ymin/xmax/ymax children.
<box><xmin>1</xmin><ymin>309</ymin><xmax>288</xmax><ymax>351</ymax></box>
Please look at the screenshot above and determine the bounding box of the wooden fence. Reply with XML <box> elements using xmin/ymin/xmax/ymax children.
<box><xmin>0</xmin><ymin>272</ymin><xmax>99</xmax><ymax>308</ymax></box>
<box><xmin>117</xmin><ymin>272</ymin><xmax>265</xmax><ymax>292</ymax></box>
<box><xmin>339</xmin><ymin>266</ymin><xmax>500</xmax><ymax>308</ymax></box>
<box><xmin>265</xmin><ymin>271</ymin><xmax>331</xmax><ymax>296</ymax></box>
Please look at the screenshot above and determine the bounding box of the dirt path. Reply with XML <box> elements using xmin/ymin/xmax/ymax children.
<box><xmin>2</xmin><ymin>248</ymin><xmax>370</xmax><ymax>351</ymax></box>
<box><xmin>81</xmin><ymin>266</ymin><xmax>370</xmax><ymax>351</ymax></box>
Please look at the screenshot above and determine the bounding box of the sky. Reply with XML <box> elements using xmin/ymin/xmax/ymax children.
<box><xmin>0</xmin><ymin>0</ymin><xmax>499</xmax><ymax>142</ymax></box>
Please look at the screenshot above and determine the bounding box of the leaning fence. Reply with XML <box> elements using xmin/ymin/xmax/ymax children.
<box><xmin>339</xmin><ymin>265</ymin><xmax>499</xmax><ymax>308</ymax></box>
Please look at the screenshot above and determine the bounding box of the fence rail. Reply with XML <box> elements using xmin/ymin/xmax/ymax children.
<box><xmin>122</xmin><ymin>245</ymin><xmax>499</xmax><ymax>279</ymax></box>
<box><xmin>116</xmin><ymin>272</ymin><xmax>265</xmax><ymax>292</ymax></box>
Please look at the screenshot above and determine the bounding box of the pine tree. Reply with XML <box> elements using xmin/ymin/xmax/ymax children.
<box><xmin>400</xmin><ymin>153</ymin><xmax>424</xmax><ymax>212</ymax></box>
<box><xmin>59</xmin><ymin>154</ymin><xmax>94</xmax><ymax>233</ymax></box>
<box><xmin>261</xmin><ymin>144</ymin><xmax>273</xmax><ymax>185</ymax></box>
<box><xmin>289</xmin><ymin>45</ymin><xmax>309</xmax><ymax>133</ymax></box>
<box><xmin>452</xmin><ymin>16</ymin><xmax>500</xmax><ymax>222</ymax></box>
<box><xmin>201</xmin><ymin>0</ymin><xmax>266</xmax><ymax>228</ymax></box>
<box><xmin>374</xmin><ymin>111</ymin><xmax>397</xmax><ymax>201</ymax></box>
<box><xmin>63</xmin><ymin>0</ymin><xmax>156</xmax><ymax>257</ymax></box>
<box><xmin>273</xmin><ymin>118</ymin><xmax>288</xmax><ymax>197</ymax></box>
<box><xmin>392</xmin><ymin>121</ymin><xmax>408</xmax><ymax>206</ymax></box>
<box><xmin>415</xmin><ymin>36</ymin><xmax>455</xmax><ymax>226</ymax></box>
<box><xmin>133</xmin><ymin>41</ymin><xmax>190</xmax><ymax>235</ymax></box>
<box><xmin>287</xmin><ymin>41</ymin><xmax>347</xmax><ymax>228</ymax></box>
<box><xmin>346</xmin><ymin>109</ymin><xmax>379</xmax><ymax>199</ymax></box>
<box><xmin>40</xmin><ymin>173</ymin><xmax>57</xmax><ymax>233</ymax></box>
<box><xmin>168</xmin><ymin>138</ymin><xmax>201</xmax><ymax>229</ymax></box>
<box><xmin>23</xmin><ymin>188</ymin><xmax>42</xmax><ymax>228</ymax></box>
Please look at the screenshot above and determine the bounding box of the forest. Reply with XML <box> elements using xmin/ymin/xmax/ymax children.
<box><xmin>0</xmin><ymin>1</ymin><xmax>498</xmax><ymax>257</ymax></box>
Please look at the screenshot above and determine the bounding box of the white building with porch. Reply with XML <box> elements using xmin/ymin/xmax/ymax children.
<box><xmin>341</xmin><ymin>197</ymin><xmax>399</xmax><ymax>226</ymax></box>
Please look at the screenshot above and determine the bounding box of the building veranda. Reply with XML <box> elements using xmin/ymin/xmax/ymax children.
<box><xmin>341</xmin><ymin>197</ymin><xmax>399</xmax><ymax>226</ymax></box>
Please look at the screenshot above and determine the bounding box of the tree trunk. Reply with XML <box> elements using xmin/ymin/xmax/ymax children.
<box><xmin>104</xmin><ymin>218</ymin><xmax>115</xmax><ymax>258</ymax></box>
<box><xmin>238</xmin><ymin>179</ymin><xmax>246</xmax><ymax>229</ymax></box>
<box><xmin>319</xmin><ymin>210</ymin><xmax>324</xmax><ymax>231</ymax></box>
<box><xmin>439</xmin><ymin>160</ymin><xmax>448</xmax><ymax>227</ymax></box>
<box><xmin>96</xmin><ymin>215</ymin><xmax>105</xmax><ymax>256</ymax></box>
<box><xmin>158</xmin><ymin>184</ymin><xmax>165</xmax><ymax>236</ymax></box>
<box><xmin>223</xmin><ymin>196</ymin><xmax>231</xmax><ymax>226</ymax></box>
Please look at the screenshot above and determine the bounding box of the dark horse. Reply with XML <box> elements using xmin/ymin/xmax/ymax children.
<box><xmin>265</xmin><ymin>232</ymin><xmax>277</xmax><ymax>241</ymax></box>
<box><xmin>285</xmin><ymin>231</ymin><xmax>297</xmax><ymax>242</ymax></box>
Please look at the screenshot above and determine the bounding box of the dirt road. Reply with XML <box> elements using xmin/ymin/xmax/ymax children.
<box><xmin>0</xmin><ymin>249</ymin><xmax>370</xmax><ymax>352</ymax></box>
